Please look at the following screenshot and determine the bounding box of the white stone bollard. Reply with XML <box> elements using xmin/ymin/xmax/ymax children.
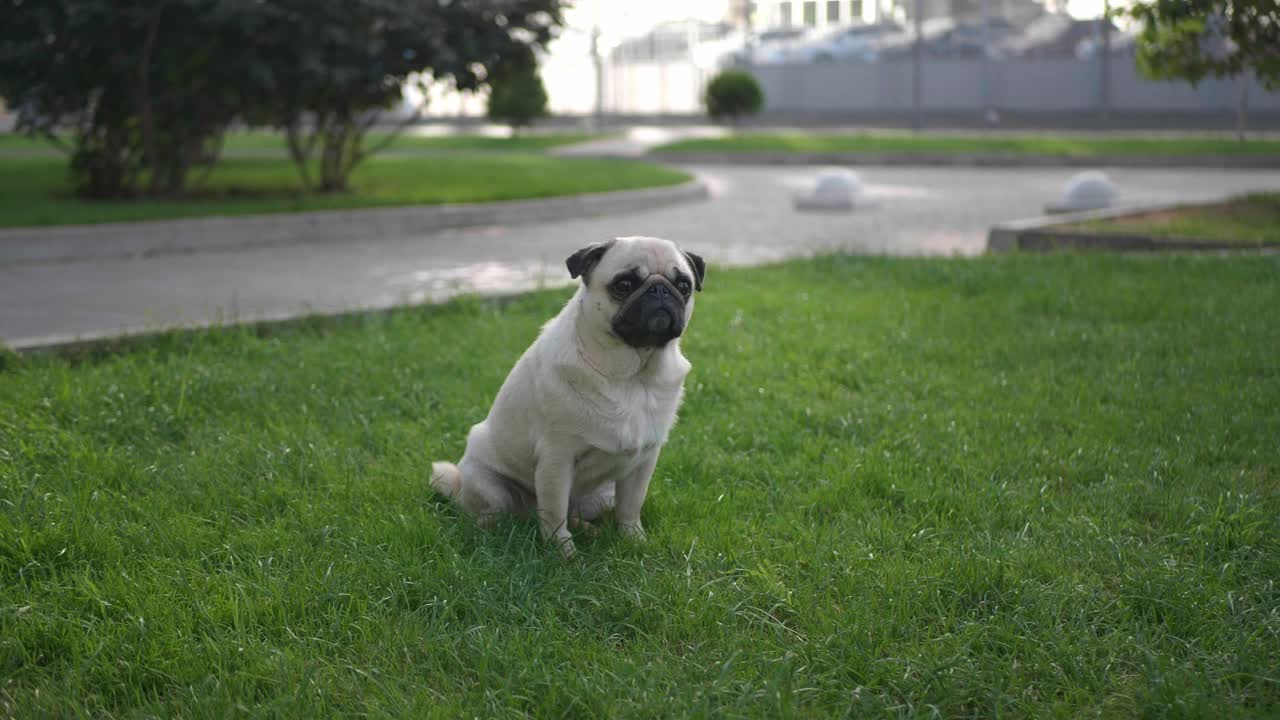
<box><xmin>1046</xmin><ymin>171</ymin><xmax>1119</xmax><ymax>214</ymax></box>
<box><xmin>794</xmin><ymin>168</ymin><xmax>862</xmax><ymax>212</ymax></box>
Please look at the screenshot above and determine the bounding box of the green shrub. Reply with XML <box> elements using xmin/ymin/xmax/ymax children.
<box><xmin>487</xmin><ymin>67</ymin><xmax>550</xmax><ymax>131</ymax></box>
<box><xmin>704</xmin><ymin>70</ymin><xmax>764</xmax><ymax>125</ymax></box>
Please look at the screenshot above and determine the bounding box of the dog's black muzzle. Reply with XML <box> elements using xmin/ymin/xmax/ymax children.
<box><xmin>612</xmin><ymin>276</ymin><xmax>687</xmax><ymax>348</ymax></box>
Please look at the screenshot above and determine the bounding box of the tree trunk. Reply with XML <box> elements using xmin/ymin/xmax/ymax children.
<box><xmin>1237</xmin><ymin>72</ymin><xmax>1250</xmax><ymax>142</ymax></box>
<box><xmin>285</xmin><ymin>119</ymin><xmax>315</xmax><ymax>192</ymax></box>
<box><xmin>316</xmin><ymin>115</ymin><xmax>370</xmax><ymax>193</ymax></box>
<box><xmin>137</xmin><ymin>3</ymin><xmax>164</xmax><ymax>195</ymax></box>
<box><xmin>165</xmin><ymin>135</ymin><xmax>200</xmax><ymax>195</ymax></box>
<box><xmin>338</xmin><ymin>117</ymin><xmax>364</xmax><ymax>184</ymax></box>
<box><xmin>319</xmin><ymin>119</ymin><xmax>350</xmax><ymax>192</ymax></box>
<box><xmin>75</xmin><ymin>104</ymin><xmax>139</xmax><ymax>199</ymax></box>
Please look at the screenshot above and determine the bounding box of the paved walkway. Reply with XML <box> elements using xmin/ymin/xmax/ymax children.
<box><xmin>551</xmin><ymin>126</ymin><xmax>728</xmax><ymax>157</ymax></box>
<box><xmin>3</xmin><ymin>164</ymin><xmax>1279</xmax><ymax>349</ymax></box>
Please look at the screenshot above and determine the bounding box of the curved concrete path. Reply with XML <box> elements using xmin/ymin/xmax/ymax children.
<box><xmin>4</xmin><ymin>163</ymin><xmax>1279</xmax><ymax>350</ymax></box>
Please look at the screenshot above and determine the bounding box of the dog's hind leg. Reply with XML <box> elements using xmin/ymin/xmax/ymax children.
<box><xmin>433</xmin><ymin>456</ymin><xmax>530</xmax><ymax>528</ymax></box>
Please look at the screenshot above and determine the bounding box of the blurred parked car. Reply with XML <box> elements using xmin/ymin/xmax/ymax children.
<box><xmin>866</xmin><ymin>18</ymin><xmax>960</xmax><ymax>61</ymax></box>
<box><xmin>695</xmin><ymin>11</ymin><xmax>1131</xmax><ymax>67</ymax></box>
<box><xmin>721</xmin><ymin>28</ymin><xmax>798</xmax><ymax>64</ymax></box>
<box><xmin>787</xmin><ymin>22</ymin><xmax>906</xmax><ymax>63</ymax></box>
<box><xmin>997</xmin><ymin>13</ymin><xmax>1122</xmax><ymax>58</ymax></box>
<box><xmin>1074</xmin><ymin>28</ymin><xmax>1138</xmax><ymax>59</ymax></box>
<box><xmin>730</xmin><ymin>28</ymin><xmax>808</xmax><ymax>64</ymax></box>
<box><xmin>925</xmin><ymin>17</ymin><xmax>1018</xmax><ymax>58</ymax></box>
<box><xmin>757</xmin><ymin>28</ymin><xmax>809</xmax><ymax>45</ymax></box>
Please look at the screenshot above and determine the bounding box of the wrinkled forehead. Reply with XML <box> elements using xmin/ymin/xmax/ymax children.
<box><xmin>596</xmin><ymin>237</ymin><xmax>690</xmax><ymax>279</ymax></box>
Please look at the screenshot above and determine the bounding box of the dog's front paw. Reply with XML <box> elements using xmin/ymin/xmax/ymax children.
<box><xmin>618</xmin><ymin>521</ymin><xmax>647</xmax><ymax>543</ymax></box>
<box><xmin>554</xmin><ymin>536</ymin><xmax>578</xmax><ymax>559</ymax></box>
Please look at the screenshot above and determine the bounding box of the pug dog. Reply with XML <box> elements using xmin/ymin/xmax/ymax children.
<box><xmin>431</xmin><ymin>236</ymin><xmax>705</xmax><ymax>557</ymax></box>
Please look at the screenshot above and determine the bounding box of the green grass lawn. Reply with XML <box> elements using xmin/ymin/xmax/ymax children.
<box><xmin>220</xmin><ymin>131</ymin><xmax>598</xmax><ymax>154</ymax></box>
<box><xmin>3</xmin><ymin>255</ymin><xmax>1278</xmax><ymax>717</ymax></box>
<box><xmin>0</xmin><ymin>153</ymin><xmax>688</xmax><ymax>228</ymax></box>
<box><xmin>1069</xmin><ymin>192</ymin><xmax>1280</xmax><ymax>247</ymax></box>
<box><xmin>655</xmin><ymin>132</ymin><xmax>1280</xmax><ymax>157</ymax></box>
<box><xmin>0</xmin><ymin>130</ymin><xmax>596</xmax><ymax>155</ymax></box>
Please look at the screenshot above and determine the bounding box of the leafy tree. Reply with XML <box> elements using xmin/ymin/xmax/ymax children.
<box><xmin>0</xmin><ymin>0</ymin><xmax>252</xmax><ymax>197</ymax></box>
<box><xmin>1125</xmin><ymin>0</ymin><xmax>1280</xmax><ymax>138</ymax></box>
<box><xmin>250</xmin><ymin>0</ymin><xmax>563</xmax><ymax>192</ymax></box>
<box><xmin>487</xmin><ymin>61</ymin><xmax>550</xmax><ymax>132</ymax></box>
<box><xmin>0</xmin><ymin>0</ymin><xmax>564</xmax><ymax>197</ymax></box>
<box><xmin>704</xmin><ymin>70</ymin><xmax>764</xmax><ymax>127</ymax></box>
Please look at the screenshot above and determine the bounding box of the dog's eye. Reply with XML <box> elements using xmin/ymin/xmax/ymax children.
<box><xmin>675</xmin><ymin>278</ymin><xmax>692</xmax><ymax>295</ymax></box>
<box><xmin>613</xmin><ymin>279</ymin><xmax>635</xmax><ymax>294</ymax></box>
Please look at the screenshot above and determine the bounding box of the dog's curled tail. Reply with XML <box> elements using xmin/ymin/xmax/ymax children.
<box><xmin>430</xmin><ymin>462</ymin><xmax>462</xmax><ymax>499</ymax></box>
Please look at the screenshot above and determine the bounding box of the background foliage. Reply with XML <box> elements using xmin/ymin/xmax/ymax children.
<box><xmin>1127</xmin><ymin>0</ymin><xmax>1279</xmax><ymax>88</ymax></box>
<box><xmin>487</xmin><ymin>56</ymin><xmax>550</xmax><ymax>131</ymax></box>
<box><xmin>0</xmin><ymin>0</ymin><xmax>564</xmax><ymax>197</ymax></box>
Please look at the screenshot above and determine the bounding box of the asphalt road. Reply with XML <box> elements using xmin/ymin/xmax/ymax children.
<box><xmin>3</xmin><ymin>164</ymin><xmax>1279</xmax><ymax>349</ymax></box>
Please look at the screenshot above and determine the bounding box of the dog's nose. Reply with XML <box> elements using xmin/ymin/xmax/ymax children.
<box><xmin>647</xmin><ymin>310</ymin><xmax>673</xmax><ymax>333</ymax></box>
<box><xmin>646</xmin><ymin>283</ymin><xmax>670</xmax><ymax>298</ymax></box>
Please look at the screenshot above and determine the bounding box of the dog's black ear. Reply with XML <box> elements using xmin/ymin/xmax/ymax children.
<box><xmin>565</xmin><ymin>241</ymin><xmax>614</xmax><ymax>283</ymax></box>
<box><xmin>683</xmin><ymin>250</ymin><xmax>706</xmax><ymax>291</ymax></box>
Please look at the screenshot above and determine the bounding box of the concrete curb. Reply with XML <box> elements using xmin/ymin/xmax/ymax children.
<box><xmin>987</xmin><ymin>200</ymin><xmax>1273</xmax><ymax>253</ymax></box>
<box><xmin>0</xmin><ymin>179</ymin><xmax>708</xmax><ymax>267</ymax></box>
<box><xmin>649</xmin><ymin>150</ymin><xmax>1280</xmax><ymax>169</ymax></box>
<box><xmin>4</xmin><ymin>288</ymin><xmax>545</xmax><ymax>356</ymax></box>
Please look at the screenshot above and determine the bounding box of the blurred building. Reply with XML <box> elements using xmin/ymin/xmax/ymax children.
<box><xmin>747</xmin><ymin>0</ymin><xmax>1043</xmax><ymax>28</ymax></box>
<box><xmin>753</xmin><ymin>0</ymin><xmax>882</xmax><ymax>28</ymax></box>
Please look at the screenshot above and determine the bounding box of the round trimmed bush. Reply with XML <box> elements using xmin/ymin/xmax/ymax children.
<box><xmin>704</xmin><ymin>70</ymin><xmax>764</xmax><ymax>125</ymax></box>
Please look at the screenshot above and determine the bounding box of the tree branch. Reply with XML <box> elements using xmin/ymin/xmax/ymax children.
<box><xmin>342</xmin><ymin>106</ymin><xmax>425</xmax><ymax>179</ymax></box>
<box><xmin>37</xmin><ymin>129</ymin><xmax>74</xmax><ymax>156</ymax></box>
